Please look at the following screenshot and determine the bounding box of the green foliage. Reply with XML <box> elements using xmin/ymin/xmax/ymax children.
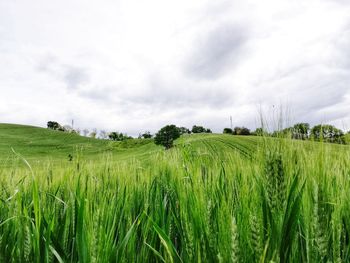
<box><xmin>108</xmin><ymin>131</ymin><xmax>132</xmax><ymax>141</ymax></box>
<box><xmin>292</xmin><ymin>123</ymin><xmax>310</xmax><ymax>140</ymax></box>
<box><xmin>223</xmin><ymin>128</ymin><xmax>233</xmax><ymax>134</ymax></box>
<box><xmin>233</xmin><ymin>126</ymin><xmax>250</xmax><ymax>135</ymax></box>
<box><xmin>47</xmin><ymin>121</ymin><xmax>61</xmax><ymax>130</ymax></box>
<box><xmin>178</xmin><ymin>127</ymin><xmax>191</xmax><ymax>135</ymax></box>
<box><xmin>154</xmin><ymin>125</ymin><xmax>180</xmax><ymax>149</ymax></box>
<box><xmin>311</xmin><ymin>124</ymin><xmax>345</xmax><ymax>144</ymax></box>
<box><xmin>191</xmin><ymin>125</ymin><xmax>211</xmax><ymax>134</ymax></box>
<box><xmin>141</xmin><ymin>131</ymin><xmax>153</xmax><ymax>139</ymax></box>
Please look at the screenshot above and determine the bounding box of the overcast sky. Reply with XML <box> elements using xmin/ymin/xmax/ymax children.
<box><xmin>1</xmin><ymin>0</ymin><xmax>350</xmax><ymax>135</ymax></box>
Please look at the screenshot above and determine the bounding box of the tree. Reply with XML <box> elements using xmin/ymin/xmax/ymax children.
<box><xmin>108</xmin><ymin>132</ymin><xmax>131</xmax><ymax>141</ymax></box>
<box><xmin>154</xmin><ymin>125</ymin><xmax>180</xmax><ymax>149</ymax></box>
<box><xmin>109</xmin><ymin>132</ymin><xmax>121</xmax><ymax>141</ymax></box>
<box><xmin>311</xmin><ymin>124</ymin><xmax>345</xmax><ymax>144</ymax></box>
<box><xmin>191</xmin><ymin>125</ymin><xmax>205</xmax><ymax>133</ymax></box>
<box><xmin>191</xmin><ymin>125</ymin><xmax>211</xmax><ymax>133</ymax></box>
<box><xmin>223</xmin><ymin>128</ymin><xmax>233</xmax><ymax>134</ymax></box>
<box><xmin>292</xmin><ymin>123</ymin><xmax>310</xmax><ymax>140</ymax></box>
<box><xmin>47</xmin><ymin>121</ymin><xmax>60</xmax><ymax>130</ymax></box>
<box><xmin>141</xmin><ymin>131</ymin><xmax>153</xmax><ymax>139</ymax></box>
<box><xmin>178</xmin><ymin>127</ymin><xmax>191</xmax><ymax>135</ymax></box>
<box><xmin>233</xmin><ymin>126</ymin><xmax>250</xmax><ymax>135</ymax></box>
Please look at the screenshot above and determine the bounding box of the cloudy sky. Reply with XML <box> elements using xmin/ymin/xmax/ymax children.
<box><xmin>1</xmin><ymin>0</ymin><xmax>350</xmax><ymax>135</ymax></box>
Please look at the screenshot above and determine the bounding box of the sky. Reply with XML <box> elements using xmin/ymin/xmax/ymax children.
<box><xmin>0</xmin><ymin>0</ymin><xmax>350</xmax><ymax>136</ymax></box>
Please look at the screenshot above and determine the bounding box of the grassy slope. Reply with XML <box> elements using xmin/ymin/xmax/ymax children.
<box><xmin>1</xmin><ymin>123</ymin><xmax>347</xmax><ymax>163</ymax></box>
<box><xmin>0</xmin><ymin>124</ymin><xmax>159</xmax><ymax>164</ymax></box>
<box><xmin>0</xmin><ymin>124</ymin><xmax>261</xmax><ymax>163</ymax></box>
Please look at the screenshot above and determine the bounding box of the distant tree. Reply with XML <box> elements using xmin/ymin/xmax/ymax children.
<box><xmin>75</xmin><ymin>128</ymin><xmax>81</xmax><ymax>135</ymax></box>
<box><xmin>223</xmin><ymin>128</ymin><xmax>233</xmax><ymax>134</ymax></box>
<box><xmin>311</xmin><ymin>124</ymin><xmax>345</xmax><ymax>144</ymax></box>
<box><xmin>192</xmin><ymin>125</ymin><xmax>205</xmax><ymax>133</ymax></box>
<box><xmin>292</xmin><ymin>123</ymin><xmax>310</xmax><ymax>140</ymax></box>
<box><xmin>47</xmin><ymin>121</ymin><xmax>60</xmax><ymax>130</ymax></box>
<box><xmin>191</xmin><ymin>125</ymin><xmax>212</xmax><ymax>133</ymax></box>
<box><xmin>108</xmin><ymin>132</ymin><xmax>131</xmax><ymax>141</ymax></box>
<box><xmin>233</xmin><ymin>126</ymin><xmax>250</xmax><ymax>135</ymax></box>
<box><xmin>82</xmin><ymin>129</ymin><xmax>89</xmax><ymax>137</ymax></box>
<box><xmin>178</xmin><ymin>127</ymin><xmax>191</xmax><ymax>135</ymax></box>
<box><xmin>141</xmin><ymin>131</ymin><xmax>153</xmax><ymax>139</ymax></box>
<box><xmin>109</xmin><ymin>132</ymin><xmax>120</xmax><ymax>141</ymax></box>
<box><xmin>154</xmin><ymin>125</ymin><xmax>180</xmax><ymax>149</ymax></box>
<box><xmin>233</xmin><ymin>127</ymin><xmax>241</xmax><ymax>135</ymax></box>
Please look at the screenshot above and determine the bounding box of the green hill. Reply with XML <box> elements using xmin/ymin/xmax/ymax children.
<box><xmin>0</xmin><ymin>124</ymin><xmax>158</xmax><ymax>165</ymax></box>
<box><xmin>0</xmin><ymin>124</ymin><xmax>347</xmax><ymax>164</ymax></box>
<box><xmin>0</xmin><ymin>123</ymin><xmax>109</xmax><ymax>157</ymax></box>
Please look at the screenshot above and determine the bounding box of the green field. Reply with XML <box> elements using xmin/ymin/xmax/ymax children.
<box><xmin>0</xmin><ymin>124</ymin><xmax>349</xmax><ymax>262</ymax></box>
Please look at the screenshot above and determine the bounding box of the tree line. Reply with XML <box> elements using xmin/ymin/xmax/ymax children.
<box><xmin>48</xmin><ymin>121</ymin><xmax>349</xmax><ymax>150</ymax></box>
<box><xmin>223</xmin><ymin>123</ymin><xmax>349</xmax><ymax>145</ymax></box>
<box><xmin>47</xmin><ymin>121</ymin><xmax>212</xmax><ymax>147</ymax></box>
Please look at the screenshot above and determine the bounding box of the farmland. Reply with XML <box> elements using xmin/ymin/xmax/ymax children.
<box><xmin>0</xmin><ymin>124</ymin><xmax>350</xmax><ymax>262</ymax></box>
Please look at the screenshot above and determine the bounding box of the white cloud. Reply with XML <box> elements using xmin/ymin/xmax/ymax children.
<box><xmin>0</xmin><ymin>0</ymin><xmax>350</xmax><ymax>135</ymax></box>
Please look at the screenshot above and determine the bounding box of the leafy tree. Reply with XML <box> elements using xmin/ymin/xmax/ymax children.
<box><xmin>223</xmin><ymin>128</ymin><xmax>233</xmax><ymax>134</ymax></box>
<box><xmin>233</xmin><ymin>126</ymin><xmax>250</xmax><ymax>135</ymax></box>
<box><xmin>154</xmin><ymin>125</ymin><xmax>180</xmax><ymax>149</ymax></box>
<box><xmin>141</xmin><ymin>131</ymin><xmax>153</xmax><ymax>139</ymax></box>
<box><xmin>47</xmin><ymin>121</ymin><xmax>60</xmax><ymax>130</ymax></box>
<box><xmin>311</xmin><ymin>124</ymin><xmax>345</xmax><ymax>144</ymax></box>
<box><xmin>178</xmin><ymin>127</ymin><xmax>191</xmax><ymax>135</ymax></box>
<box><xmin>292</xmin><ymin>123</ymin><xmax>310</xmax><ymax>140</ymax></box>
<box><xmin>108</xmin><ymin>132</ymin><xmax>132</xmax><ymax>141</ymax></box>
<box><xmin>191</xmin><ymin>125</ymin><xmax>211</xmax><ymax>133</ymax></box>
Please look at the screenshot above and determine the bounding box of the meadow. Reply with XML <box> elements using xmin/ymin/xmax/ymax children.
<box><xmin>0</xmin><ymin>124</ymin><xmax>349</xmax><ymax>262</ymax></box>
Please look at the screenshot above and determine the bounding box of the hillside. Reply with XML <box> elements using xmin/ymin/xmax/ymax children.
<box><xmin>0</xmin><ymin>123</ymin><xmax>266</xmax><ymax>168</ymax></box>
<box><xmin>0</xmin><ymin>124</ymin><xmax>110</xmax><ymax>158</ymax></box>
<box><xmin>0</xmin><ymin>124</ymin><xmax>157</xmax><ymax>164</ymax></box>
<box><xmin>1</xmin><ymin>123</ymin><xmax>346</xmax><ymax>163</ymax></box>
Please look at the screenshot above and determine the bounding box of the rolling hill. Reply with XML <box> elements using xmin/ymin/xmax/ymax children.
<box><xmin>0</xmin><ymin>123</ymin><xmax>261</xmax><ymax>165</ymax></box>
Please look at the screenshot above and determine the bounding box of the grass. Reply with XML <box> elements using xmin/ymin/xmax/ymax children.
<box><xmin>0</xmin><ymin>124</ymin><xmax>349</xmax><ymax>262</ymax></box>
